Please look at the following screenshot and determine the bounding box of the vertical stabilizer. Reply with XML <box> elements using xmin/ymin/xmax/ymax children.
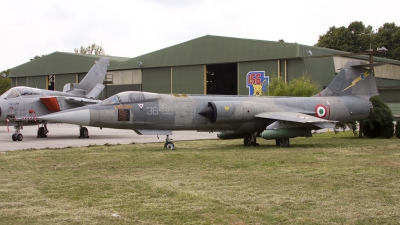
<box><xmin>63</xmin><ymin>57</ymin><xmax>110</xmax><ymax>98</ymax></box>
<box><xmin>315</xmin><ymin>61</ymin><xmax>379</xmax><ymax>98</ymax></box>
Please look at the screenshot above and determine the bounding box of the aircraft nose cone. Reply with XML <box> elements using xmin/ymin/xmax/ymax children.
<box><xmin>38</xmin><ymin>109</ymin><xmax>91</xmax><ymax>126</ymax></box>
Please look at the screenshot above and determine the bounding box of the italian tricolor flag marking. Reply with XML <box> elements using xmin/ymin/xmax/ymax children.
<box><xmin>315</xmin><ymin>104</ymin><xmax>327</xmax><ymax>118</ymax></box>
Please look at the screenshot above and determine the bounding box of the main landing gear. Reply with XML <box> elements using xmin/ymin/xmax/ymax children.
<box><xmin>275</xmin><ymin>138</ymin><xmax>290</xmax><ymax>147</ymax></box>
<box><xmin>164</xmin><ymin>135</ymin><xmax>175</xmax><ymax>150</ymax></box>
<box><xmin>37</xmin><ymin>123</ymin><xmax>49</xmax><ymax>138</ymax></box>
<box><xmin>242</xmin><ymin>132</ymin><xmax>291</xmax><ymax>147</ymax></box>
<box><xmin>11</xmin><ymin>121</ymin><xmax>23</xmax><ymax>141</ymax></box>
<box><xmin>243</xmin><ymin>133</ymin><xmax>259</xmax><ymax>146</ymax></box>
<box><xmin>79</xmin><ymin>126</ymin><xmax>89</xmax><ymax>138</ymax></box>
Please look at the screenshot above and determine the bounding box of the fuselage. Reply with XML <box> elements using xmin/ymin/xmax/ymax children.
<box><xmin>60</xmin><ymin>91</ymin><xmax>372</xmax><ymax>133</ymax></box>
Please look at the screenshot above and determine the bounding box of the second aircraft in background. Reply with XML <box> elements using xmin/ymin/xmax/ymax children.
<box><xmin>0</xmin><ymin>57</ymin><xmax>110</xmax><ymax>141</ymax></box>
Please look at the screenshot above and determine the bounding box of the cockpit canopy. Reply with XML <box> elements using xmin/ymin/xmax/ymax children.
<box><xmin>1</xmin><ymin>87</ymin><xmax>42</xmax><ymax>99</ymax></box>
<box><xmin>101</xmin><ymin>91</ymin><xmax>160</xmax><ymax>105</ymax></box>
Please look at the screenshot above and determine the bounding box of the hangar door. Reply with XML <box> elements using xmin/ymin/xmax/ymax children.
<box><xmin>206</xmin><ymin>63</ymin><xmax>237</xmax><ymax>95</ymax></box>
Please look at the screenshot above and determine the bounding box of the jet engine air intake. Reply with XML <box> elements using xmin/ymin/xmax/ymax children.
<box><xmin>198</xmin><ymin>102</ymin><xmax>217</xmax><ymax>123</ymax></box>
<box><xmin>199</xmin><ymin>101</ymin><xmax>240</xmax><ymax>124</ymax></box>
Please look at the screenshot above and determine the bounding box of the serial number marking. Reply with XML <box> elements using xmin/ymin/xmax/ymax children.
<box><xmin>146</xmin><ymin>107</ymin><xmax>174</xmax><ymax>115</ymax></box>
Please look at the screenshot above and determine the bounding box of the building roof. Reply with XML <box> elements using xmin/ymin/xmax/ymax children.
<box><xmin>9</xmin><ymin>35</ymin><xmax>400</xmax><ymax>77</ymax></box>
<box><xmin>118</xmin><ymin>35</ymin><xmax>326</xmax><ymax>69</ymax></box>
<box><xmin>9</xmin><ymin>52</ymin><xmax>130</xmax><ymax>78</ymax></box>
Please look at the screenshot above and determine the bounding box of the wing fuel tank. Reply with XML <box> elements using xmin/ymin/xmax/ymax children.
<box><xmin>261</xmin><ymin>129</ymin><xmax>312</xmax><ymax>140</ymax></box>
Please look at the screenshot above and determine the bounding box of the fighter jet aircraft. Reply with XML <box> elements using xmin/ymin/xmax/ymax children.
<box><xmin>0</xmin><ymin>57</ymin><xmax>110</xmax><ymax>141</ymax></box>
<box><xmin>39</xmin><ymin>60</ymin><xmax>379</xmax><ymax>149</ymax></box>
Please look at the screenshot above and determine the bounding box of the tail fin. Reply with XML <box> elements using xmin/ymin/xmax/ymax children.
<box><xmin>63</xmin><ymin>57</ymin><xmax>110</xmax><ymax>98</ymax></box>
<box><xmin>315</xmin><ymin>60</ymin><xmax>379</xmax><ymax>98</ymax></box>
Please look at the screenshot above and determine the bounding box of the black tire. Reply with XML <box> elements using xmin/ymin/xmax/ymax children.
<box><xmin>80</xmin><ymin>127</ymin><xmax>89</xmax><ymax>138</ymax></box>
<box><xmin>277</xmin><ymin>138</ymin><xmax>290</xmax><ymax>147</ymax></box>
<box><xmin>37</xmin><ymin>127</ymin><xmax>46</xmax><ymax>138</ymax></box>
<box><xmin>12</xmin><ymin>134</ymin><xmax>17</xmax><ymax>141</ymax></box>
<box><xmin>164</xmin><ymin>142</ymin><xmax>175</xmax><ymax>150</ymax></box>
<box><xmin>17</xmin><ymin>133</ymin><xmax>23</xmax><ymax>141</ymax></box>
<box><xmin>243</xmin><ymin>134</ymin><xmax>257</xmax><ymax>146</ymax></box>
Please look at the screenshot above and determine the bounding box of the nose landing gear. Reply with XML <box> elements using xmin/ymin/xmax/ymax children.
<box><xmin>37</xmin><ymin>122</ymin><xmax>49</xmax><ymax>138</ymax></box>
<box><xmin>12</xmin><ymin>122</ymin><xmax>23</xmax><ymax>141</ymax></box>
<box><xmin>164</xmin><ymin>135</ymin><xmax>175</xmax><ymax>150</ymax></box>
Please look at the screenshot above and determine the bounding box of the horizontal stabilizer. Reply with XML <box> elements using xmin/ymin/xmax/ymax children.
<box><xmin>351</xmin><ymin>62</ymin><xmax>387</xmax><ymax>68</ymax></box>
<box><xmin>134</xmin><ymin>130</ymin><xmax>173</xmax><ymax>135</ymax></box>
<box><xmin>85</xmin><ymin>83</ymin><xmax>105</xmax><ymax>99</ymax></box>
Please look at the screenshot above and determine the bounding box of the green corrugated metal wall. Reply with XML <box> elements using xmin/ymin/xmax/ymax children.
<box><xmin>78</xmin><ymin>73</ymin><xmax>86</xmax><ymax>83</ymax></box>
<box><xmin>376</xmin><ymin>78</ymin><xmax>400</xmax><ymax>86</ymax></box>
<box><xmin>55</xmin><ymin>74</ymin><xmax>76</xmax><ymax>91</ymax></box>
<box><xmin>238</xmin><ymin>60</ymin><xmax>277</xmax><ymax>95</ymax></box>
<box><xmin>28</xmin><ymin>76</ymin><xmax>46</xmax><ymax>89</ymax></box>
<box><xmin>16</xmin><ymin>77</ymin><xmax>26</xmax><ymax>86</ymax></box>
<box><xmin>378</xmin><ymin>90</ymin><xmax>400</xmax><ymax>103</ymax></box>
<box><xmin>301</xmin><ymin>58</ymin><xmax>336</xmax><ymax>89</ymax></box>
<box><xmin>172</xmin><ymin>65</ymin><xmax>204</xmax><ymax>94</ymax></box>
<box><xmin>286</xmin><ymin>60</ymin><xmax>306</xmax><ymax>81</ymax></box>
<box><xmin>387</xmin><ymin>103</ymin><xmax>400</xmax><ymax>116</ymax></box>
<box><xmin>142</xmin><ymin>67</ymin><xmax>171</xmax><ymax>93</ymax></box>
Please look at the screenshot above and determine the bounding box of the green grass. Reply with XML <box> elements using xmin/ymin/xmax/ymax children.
<box><xmin>1</xmin><ymin>132</ymin><xmax>400</xmax><ymax>224</ymax></box>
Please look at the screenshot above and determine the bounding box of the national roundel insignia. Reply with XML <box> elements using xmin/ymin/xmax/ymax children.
<box><xmin>315</xmin><ymin>104</ymin><xmax>327</xmax><ymax>118</ymax></box>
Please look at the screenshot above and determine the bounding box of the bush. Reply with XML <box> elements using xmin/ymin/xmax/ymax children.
<box><xmin>361</xmin><ymin>96</ymin><xmax>394</xmax><ymax>138</ymax></box>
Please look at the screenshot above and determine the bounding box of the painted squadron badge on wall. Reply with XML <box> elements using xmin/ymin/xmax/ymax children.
<box><xmin>246</xmin><ymin>71</ymin><xmax>269</xmax><ymax>96</ymax></box>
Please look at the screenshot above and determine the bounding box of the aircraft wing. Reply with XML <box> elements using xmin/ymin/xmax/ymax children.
<box><xmin>255</xmin><ymin>112</ymin><xmax>337</xmax><ymax>129</ymax></box>
<box><xmin>40</xmin><ymin>96</ymin><xmax>101</xmax><ymax>113</ymax></box>
<box><xmin>64</xmin><ymin>97</ymin><xmax>101</xmax><ymax>104</ymax></box>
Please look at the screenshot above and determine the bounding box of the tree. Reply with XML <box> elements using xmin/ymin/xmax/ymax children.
<box><xmin>372</xmin><ymin>22</ymin><xmax>400</xmax><ymax>60</ymax></box>
<box><xmin>316</xmin><ymin>21</ymin><xmax>400</xmax><ymax>61</ymax></box>
<box><xmin>0</xmin><ymin>69</ymin><xmax>11</xmax><ymax>95</ymax></box>
<box><xmin>30</xmin><ymin>55</ymin><xmax>46</xmax><ymax>61</ymax></box>
<box><xmin>316</xmin><ymin>21</ymin><xmax>373</xmax><ymax>53</ymax></box>
<box><xmin>74</xmin><ymin>43</ymin><xmax>106</xmax><ymax>55</ymax></box>
<box><xmin>267</xmin><ymin>73</ymin><xmax>320</xmax><ymax>97</ymax></box>
<box><xmin>361</xmin><ymin>96</ymin><xmax>394</xmax><ymax>138</ymax></box>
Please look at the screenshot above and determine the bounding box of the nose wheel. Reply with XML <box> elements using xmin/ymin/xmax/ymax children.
<box><xmin>12</xmin><ymin>133</ymin><xmax>23</xmax><ymax>141</ymax></box>
<box><xmin>164</xmin><ymin>135</ymin><xmax>175</xmax><ymax>150</ymax></box>
<box><xmin>12</xmin><ymin>122</ymin><xmax>23</xmax><ymax>141</ymax></box>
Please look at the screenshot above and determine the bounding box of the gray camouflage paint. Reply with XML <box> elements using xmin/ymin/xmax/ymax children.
<box><xmin>39</xmin><ymin>61</ymin><xmax>378</xmax><ymax>141</ymax></box>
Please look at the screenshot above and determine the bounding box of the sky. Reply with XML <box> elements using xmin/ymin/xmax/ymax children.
<box><xmin>1</xmin><ymin>0</ymin><xmax>399</xmax><ymax>71</ymax></box>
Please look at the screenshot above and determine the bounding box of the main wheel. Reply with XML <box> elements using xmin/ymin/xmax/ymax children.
<box><xmin>243</xmin><ymin>134</ymin><xmax>257</xmax><ymax>146</ymax></box>
<box><xmin>80</xmin><ymin>127</ymin><xmax>89</xmax><ymax>138</ymax></box>
<box><xmin>17</xmin><ymin>133</ymin><xmax>23</xmax><ymax>141</ymax></box>
<box><xmin>276</xmin><ymin>138</ymin><xmax>290</xmax><ymax>147</ymax></box>
<box><xmin>12</xmin><ymin>133</ymin><xmax>17</xmax><ymax>141</ymax></box>
<box><xmin>164</xmin><ymin>142</ymin><xmax>175</xmax><ymax>150</ymax></box>
<box><xmin>37</xmin><ymin>127</ymin><xmax>47</xmax><ymax>138</ymax></box>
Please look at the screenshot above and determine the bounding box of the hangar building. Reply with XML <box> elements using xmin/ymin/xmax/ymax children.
<box><xmin>9</xmin><ymin>35</ymin><xmax>400</xmax><ymax>115</ymax></box>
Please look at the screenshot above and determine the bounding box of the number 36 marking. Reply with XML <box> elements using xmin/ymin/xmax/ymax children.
<box><xmin>146</xmin><ymin>107</ymin><xmax>174</xmax><ymax>115</ymax></box>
